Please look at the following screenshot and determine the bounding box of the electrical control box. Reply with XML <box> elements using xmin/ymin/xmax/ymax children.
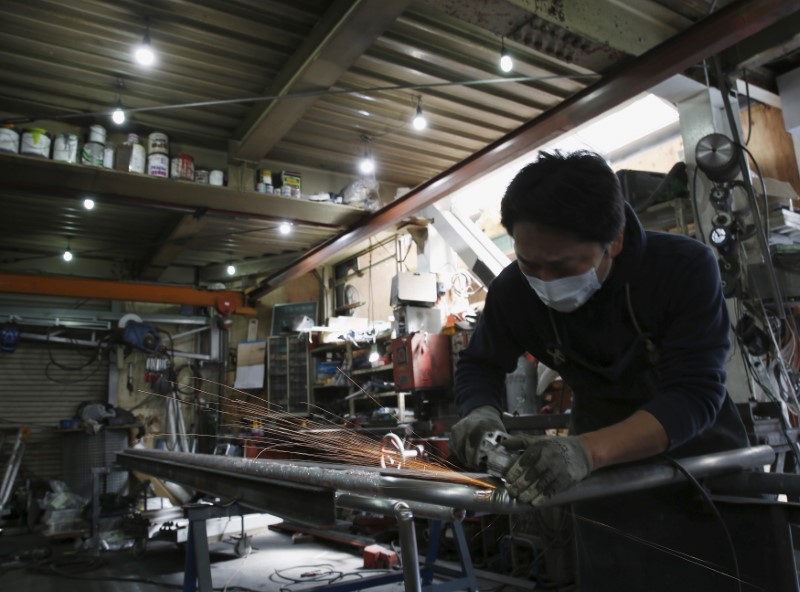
<box><xmin>390</xmin><ymin>272</ymin><xmax>438</xmax><ymax>307</ymax></box>
<box><xmin>392</xmin><ymin>333</ymin><xmax>452</xmax><ymax>390</ymax></box>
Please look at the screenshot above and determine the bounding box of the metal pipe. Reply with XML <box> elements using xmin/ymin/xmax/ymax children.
<box><xmin>336</xmin><ymin>493</ymin><xmax>465</xmax><ymax>522</ymax></box>
<box><xmin>394</xmin><ymin>502</ymin><xmax>422</xmax><ymax>592</ymax></box>
<box><xmin>118</xmin><ymin>445</ymin><xmax>774</xmax><ymax>513</ymax></box>
<box><xmin>541</xmin><ymin>445</ymin><xmax>775</xmax><ymax>507</ymax></box>
<box><xmin>706</xmin><ymin>471</ymin><xmax>800</xmax><ymax>498</ymax></box>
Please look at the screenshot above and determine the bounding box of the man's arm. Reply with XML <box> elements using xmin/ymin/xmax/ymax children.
<box><xmin>578</xmin><ymin>409</ymin><xmax>669</xmax><ymax>471</ymax></box>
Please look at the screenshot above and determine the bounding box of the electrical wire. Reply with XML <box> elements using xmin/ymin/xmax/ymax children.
<box><xmin>268</xmin><ymin>563</ymin><xmax>391</xmax><ymax>592</ymax></box>
<box><xmin>737</xmin><ymin>144</ymin><xmax>771</xmax><ymax>239</ymax></box>
<box><xmin>2</xmin><ymin>74</ymin><xmax>599</xmax><ymax>125</ymax></box>
<box><xmin>662</xmin><ymin>456</ymin><xmax>742</xmax><ymax>592</ymax></box>
<box><xmin>690</xmin><ymin>164</ymin><xmax>707</xmax><ymax>243</ymax></box>
<box><xmin>741</xmin><ymin>69</ymin><xmax>753</xmax><ymax>146</ymax></box>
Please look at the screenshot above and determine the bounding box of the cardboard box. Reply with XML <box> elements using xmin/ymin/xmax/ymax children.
<box><xmin>272</xmin><ymin>170</ymin><xmax>302</xmax><ymax>198</ymax></box>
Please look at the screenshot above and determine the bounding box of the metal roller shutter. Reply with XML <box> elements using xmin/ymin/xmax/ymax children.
<box><xmin>0</xmin><ymin>342</ymin><xmax>109</xmax><ymax>488</ymax></box>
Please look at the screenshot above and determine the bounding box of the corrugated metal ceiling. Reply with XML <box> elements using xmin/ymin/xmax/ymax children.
<box><xmin>0</xmin><ymin>0</ymin><xmax>798</xmax><ymax>296</ymax></box>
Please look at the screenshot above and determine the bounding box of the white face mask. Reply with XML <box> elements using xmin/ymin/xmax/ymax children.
<box><xmin>522</xmin><ymin>251</ymin><xmax>607</xmax><ymax>313</ymax></box>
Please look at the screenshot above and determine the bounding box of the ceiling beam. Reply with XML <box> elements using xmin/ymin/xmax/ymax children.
<box><xmin>231</xmin><ymin>0</ymin><xmax>411</xmax><ymax>162</ymax></box>
<box><xmin>140</xmin><ymin>213</ymin><xmax>211</xmax><ymax>282</ymax></box>
<box><xmin>198</xmin><ymin>252</ymin><xmax>303</xmax><ymax>283</ymax></box>
<box><xmin>0</xmin><ymin>273</ymin><xmax>254</xmax><ymax>314</ymax></box>
<box><xmin>250</xmin><ymin>0</ymin><xmax>800</xmax><ymax>301</ymax></box>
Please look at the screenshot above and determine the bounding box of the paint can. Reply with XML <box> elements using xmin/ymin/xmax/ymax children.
<box><xmin>170</xmin><ymin>153</ymin><xmax>194</xmax><ymax>181</ymax></box>
<box><xmin>88</xmin><ymin>124</ymin><xmax>106</xmax><ymax>144</ymax></box>
<box><xmin>147</xmin><ymin>153</ymin><xmax>169</xmax><ymax>177</ymax></box>
<box><xmin>103</xmin><ymin>143</ymin><xmax>115</xmax><ymax>168</ymax></box>
<box><xmin>52</xmin><ymin>133</ymin><xmax>79</xmax><ymax>163</ymax></box>
<box><xmin>209</xmin><ymin>169</ymin><xmax>224</xmax><ymax>186</ymax></box>
<box><xmin>0</xmin><ymin>126</ymin><xmax>19</xmax><ymax>154</ymax></box>
<box><xmin>194</xmin><ymin>169</ymin><xmax>209</xmax><ymax>184</ymax></box>
<box><xmin>147</xmin><ymin>131</ymin><xmax>169</xmax><ymax>155</ymax></box>
<box><xmin>80</xmin><ymin>141</ymin><xmax>104</xmax><ymax>167</ymax></box>
<box><xmin>20</xmin><ymin>128</ymin><xmax>51</xmax><ymax>158</ymax></box>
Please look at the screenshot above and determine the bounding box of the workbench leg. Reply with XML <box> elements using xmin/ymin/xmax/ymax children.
<box><xmin>421</xmin><ymin>520</ymin><xmax>443</xmax><ymax>584</ymax></box>
<box><xmin>421</xmin><ymin>520</ymin><xmax>480</xmax><ymax>592</ymax></box>
<box><xmin>395</xmin><ymin>502</ymin><xmax>423</xmax><ymax>592</ymax></box>
<box><xmin>450</xmin><ymin>521</ymin><xmax>479</xmax><ymax>592</ymax></box>
<box><xmin>184</xmin><ymin>514</ymin><xmax>213</xmax><ymax>592</ymax></box>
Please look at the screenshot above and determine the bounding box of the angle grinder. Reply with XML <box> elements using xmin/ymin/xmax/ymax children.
<box><xmin>477</xmin><ymin>430</ymin><xmax>522</xmax><ymax>478</ymax></box>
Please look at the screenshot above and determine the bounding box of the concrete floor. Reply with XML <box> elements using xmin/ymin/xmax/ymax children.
<box><xmin>1</xmin><ymin>515</ymin><xmax>534</xmax><ymax>592</ymax></box>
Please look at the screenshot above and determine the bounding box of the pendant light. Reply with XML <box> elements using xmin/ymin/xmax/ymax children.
<box><xmin>112</xmin><ymin>99</ymin><xmax>126</xmax><ymax>125</ymax></box>
<box><xmin>499</xmin><ymin>38</ymin><xmax>513</xmax><ymax>73</ymax></box>
<box><xmin>134</xmin><ymin>18</ymin><xmax>156</xmax><ymax>66</ymax></box>
<box><xmin>358</xmin><ymin>135</ymin><xmax>375</xmax><ymax>175</ymax></box>
<box><xmin>63</xmin><ymin>237</ymin><xmax>73</xmax><ymax>262</ymax></box>
<box><xmin>412</xmin><ymin>96</ymin><xmax>427</xmax><ymax>131</ymax></box>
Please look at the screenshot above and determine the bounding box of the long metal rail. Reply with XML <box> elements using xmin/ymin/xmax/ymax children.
<box><xmin>118</xmin><ymin>445</ymin><xmax>774</xmax><ymax>524</ymax></box>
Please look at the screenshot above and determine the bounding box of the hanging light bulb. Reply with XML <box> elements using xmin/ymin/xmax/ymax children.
<box><xmin>359</xmin><ymin>156</ymin><xmax>375</xmax><ymax>175</ymax></box>
<box><xmin>279</xmin><ymin>221</ymin><xmax>293</xmax><ymax>235</ymax></box>
<box><xmin>412</xmin><ymin>96</ymin><xmax>427</xmax><ymax>131</ymax></box>
<box><xmin>226</xmin><ymin>262</ymin><xmax>236</xmax><ymax>276</ymax></box>
<box><xmin>134</xmin><ymin>20</ymin><xmax>156</xmax><ymax>66</ymax></box>
<box><xmin>500</xmin><ymin>38</ymin><xmax>513</xmax><ymax>73</ymax></box>
<box><xmin>83</xmin><ymin>198</ymin><xmax>95</xmax><ymax>210</ymax></box>
<box><xmin>358</xmin><ymin>135</ymin><xmax>375</xmax><ymax>175</ymax></box>
<box><xmin>112</xmin><ymin>99</ymin><xmax>126</xmax><ymax>125</ymax></box>
<box><xmin>63</xmin><ymin>237</ymin><xmax>73</xmax><ymax>262</ymax></box>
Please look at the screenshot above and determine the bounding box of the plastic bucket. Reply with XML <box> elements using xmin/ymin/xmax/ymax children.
<box><xmin>209</xmin><ymin>170</ymin><xmax>224</xmax><ymax>186</ymax></box>
<box><xmin>20</xmin><ymin>128</ymin><xmax>51</xmax><ymax>158</ymax></box>
<box><xmin>0</xmin><ymin>127</ymin><xmax>19</xmax><ymax>154</ymax></box>
<box><xmin>52</xmin><ymin>133</ymin><xmax>79</xmax><ymax>163</ymax></box>
<box><xmin>89</xmin><ymin>124</ymin><xmax>106</xmax><ymax>144</ymax></box>
<box><xmin>80</xmin><ymin>141</ymin><xmax>104</xmax><ymax>167</ymax></box>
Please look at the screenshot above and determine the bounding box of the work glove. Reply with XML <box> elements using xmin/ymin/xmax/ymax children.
<box><xmin>449</xmin><ymin>406</ymin><xmax>505</xmax><ymax>469</ymax></box>
<box><xmin>503</xmin><ymin>435</ymin><xmax>592</xmax><ymax>505</ymax></box>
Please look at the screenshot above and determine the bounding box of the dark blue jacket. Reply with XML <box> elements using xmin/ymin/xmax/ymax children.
<box><xmin>455</xmin><ymin>205</ymin><xmax>748</xmax><ymax>454</ymax></box>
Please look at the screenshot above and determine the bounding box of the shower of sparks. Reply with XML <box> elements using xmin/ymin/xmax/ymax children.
<box><xmin>140</xmin><ymin>375</ymin><xmax>495</xmax><ymax>490</ymax></box>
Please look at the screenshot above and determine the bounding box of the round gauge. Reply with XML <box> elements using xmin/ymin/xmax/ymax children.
<box><xmin>710</xmin><ymin>226</ymin><xmax>731</xmax><ymax>247</ymax></box>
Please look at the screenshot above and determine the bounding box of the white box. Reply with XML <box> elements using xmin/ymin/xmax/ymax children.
<box><xmin>390</xmin><ymin>272</ymin><xmax>438</xmax><ymax>306</ymax></box>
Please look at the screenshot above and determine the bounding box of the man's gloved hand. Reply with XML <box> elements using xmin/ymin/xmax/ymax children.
<box><xmin>449</xmin><ymin>406</ymin><xmax>505</xmax><ymax>469</ymax></box>
<box><xmin>502</xmin><ymin>435</ymin><xmax>592</xmax><ymax>505</ymax></box>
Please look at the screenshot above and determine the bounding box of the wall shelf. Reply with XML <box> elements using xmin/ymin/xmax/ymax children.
<box><xmin>0</xmin><ymin>152</ymin><xmax>366</xmax><ymax>228</ymax></box>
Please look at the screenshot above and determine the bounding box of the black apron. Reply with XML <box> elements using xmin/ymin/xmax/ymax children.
<box><xmin>544</xmin><ymin>288</ymin><xmax>750</xmax><ymax>591</ymax></box>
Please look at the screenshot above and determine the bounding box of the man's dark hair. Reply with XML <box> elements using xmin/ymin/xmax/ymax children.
<box><xmin>500</xmin><ymin>150</ymin><xmax>625</xmax><ymax>244</ymax></box>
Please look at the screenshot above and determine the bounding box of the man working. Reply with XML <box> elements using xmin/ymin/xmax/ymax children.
<box><xmin>450</xmin><ymin>150</ymin><xmax>750</xmax><ymax>590</ymax></box>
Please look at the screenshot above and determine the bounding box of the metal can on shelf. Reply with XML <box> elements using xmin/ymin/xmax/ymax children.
<box><xmin>146</xmin><ymin>153</ymin><xmax>169</xmax><ymax>177</ymax></box>
<box><xmin>147</xmin><ymin>131</ymin><xmax>169</xmax><ymax>155</ymax></box>
<box><xmin>194</xmin><ymin>169</ymin><xmax>209</xmax><ymax>184</ymax></box>
<box><xmin>170</xmin><ymin>153</ymin><xmax>194</xmax><ymax>181</ymax></box>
